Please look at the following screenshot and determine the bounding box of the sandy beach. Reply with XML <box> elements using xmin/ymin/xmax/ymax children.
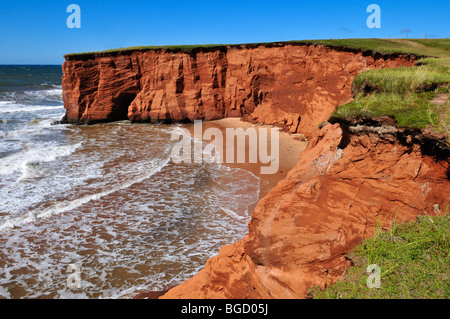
<box><xmin>184</xmin><ymin>117</ymin><xmax>308</xmax><ymax>202</ymax></box>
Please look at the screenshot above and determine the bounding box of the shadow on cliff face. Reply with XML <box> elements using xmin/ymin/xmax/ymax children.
<box><xmin>110</xmin><ymin>92</ymin><xmax>138</xmax><ymax>121</ymax></box>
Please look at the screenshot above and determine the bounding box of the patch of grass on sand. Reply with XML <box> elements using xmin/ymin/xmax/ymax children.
<box><xmin>309</xmin><ymin>212</ymin><xmax>450</xmax><ymax>299</ymax></box>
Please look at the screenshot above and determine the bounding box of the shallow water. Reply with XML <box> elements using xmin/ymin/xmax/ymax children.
<box><xmin>0</xmin><ymin>65</ymin><xmax>260</xmax><ymax>298</ymax></box>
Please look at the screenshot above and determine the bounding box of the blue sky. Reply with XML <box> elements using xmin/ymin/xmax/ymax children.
<box><xmin>0</xmin><ymin>0</ymin><xmax>448</xmax><ymax>64</ymax></box>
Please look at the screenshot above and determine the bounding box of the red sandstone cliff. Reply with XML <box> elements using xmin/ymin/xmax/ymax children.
<box><xmin>62</xmin><ymin>43</ymin><xmax>447</xmax><ymax>299</ymax></box>
<box><xmin>160</xmin><ymin>122</ymin><xmax>449</xmax><ymax>298</ymax></box>
<box><xmin>62</xmin><ymin>43</ymin><xmax>415</xmax><ymax>138</ymax></box>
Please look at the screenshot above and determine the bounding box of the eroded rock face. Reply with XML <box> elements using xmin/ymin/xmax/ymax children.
<box><xmin>62</xmin><ymin>44</ymin><xmax>442</xmax><ymax>299</ymax></box>
<box><xmin>161</xmin><ymin>123</ymin><xmax>449</xmax><ymax>299</ymax></box>
<box><xmin>62</xmin><ymin>44</ymin><xmax>414</xmax><ymax>138</ymax></box>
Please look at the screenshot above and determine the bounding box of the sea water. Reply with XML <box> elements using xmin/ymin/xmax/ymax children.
<box><xmin>0</xmin><ymin>65</ymin><xmax>260</xmax><ymax>298</ymax></box>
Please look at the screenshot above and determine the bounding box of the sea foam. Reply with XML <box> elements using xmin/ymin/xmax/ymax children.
<box><xmin>0</xmin><ymin>142</ymin><xmax>82</xmax><ymax>178</ymax></box>
<box><xmin>0</xmin><ymin>156</ymin><xmax>170</xmax><ymax>231</ymax></box>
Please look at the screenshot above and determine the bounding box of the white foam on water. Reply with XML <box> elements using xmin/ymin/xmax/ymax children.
<box><xmin>0</xmin><ymin>121</ymin><xmax>262</xmax><ymax>299</ymax></box>
<box><xmin>0</xmin><ymin>104</ymin><xmax>64</xmax><ymax>114</ymax></box>
<box><xmin>24</xmin><ymin>87</ymin><xmax>62</xmax><ymax>97</ymax></box>
<box><xmin>57</xmin><ymin>291</ymin><xmax>90</xmax><ymax>299</ymax></box>
<box><xmin>0</xmin><ymin>101</ymin><xmax>14</xmax><ymax>106</ymax></box>
<box><xmin>4</xmin><ymin>117</ymin><xmax>67</xmax><ymax>140</ymax></box>
<box><xmin>219</xmin><ymin>206</ymin><xmax>246</xmax><ymax>220</ymax></box>
<box><xmin>0</xmin><ymin>142</ymin><xmax>82</xmax><ymax>178</ymax></box>
<box><xmin>0</xmin><ymin>156</ymin><xmax>171</xmax><ymax>231</ymax></box>
<box><xmin>0</xmin><ymin>286</ymin><xmax>11</xmax><ymax>299</ymax></box>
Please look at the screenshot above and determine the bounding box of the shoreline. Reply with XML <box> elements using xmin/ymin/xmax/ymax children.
<box><xmin>183</xmin><ymin>117</ymin><xmax>308</xmax><ymax>204</ymax></box>
<box><xmin>132</xmin><ymin>117</ymin><xmax>308</xmax><ymax>299</ymax></box>
<box><xmin>58</xmin><ymin>38</ymin><xmax>448</xmax><ymax>300</ymax></box>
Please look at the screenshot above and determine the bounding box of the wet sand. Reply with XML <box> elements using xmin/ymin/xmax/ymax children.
<box><xmin>132</xmin><ymin>118</ymin><xmax>309</xmax><ymax>299</ymax></box>
<box><xmin>184</xmin><ymin>117</ymin><xmax>308</xmax><ymax>202</ymax></box>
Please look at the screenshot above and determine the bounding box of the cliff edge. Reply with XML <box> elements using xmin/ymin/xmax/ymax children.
<box><xmin>62</xmin><ymin>42</ymin><xmax>414</xmax><ymax>139</ymax></box>
<box><xmin>161</xmin><ymin>122</ymin><xmax>449</xmax><ymax>298</ymax></box>
<box><xmin>61</xmin><ymin>41</ymin><xmax>448</xmax><ymax>299</ymax></box>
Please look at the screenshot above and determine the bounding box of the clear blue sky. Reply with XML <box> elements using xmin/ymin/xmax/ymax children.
<box><xmin>0</xmin><ymin>0</ymin><xmax>448</xmax><ymax>64</ymax></box>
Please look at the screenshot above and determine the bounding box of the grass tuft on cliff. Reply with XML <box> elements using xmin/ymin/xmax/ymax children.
<box><xmin>352</xmin><ymin>66</ymin><xmax>450</xmax><ymax>95</ymax></box>
<box><xmin>333</xmin><ymin>65</ymin><xmax>449</xmax><ymax>132</ymax></box>
<box><xmin>309</xmin><ymin>213</ymin><xmax>450</xmax><ymax>299</ymax></box>
<box><xmin>332</xmin><ymin>39</ymin><xmax>450</xmax><ymax>137</ymax></box>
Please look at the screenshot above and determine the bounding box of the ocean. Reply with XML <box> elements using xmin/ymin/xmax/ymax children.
<box><xmin>0</xmin><ymin>65</ymin><xmax>260</xmax><ymax>298</ymax></box>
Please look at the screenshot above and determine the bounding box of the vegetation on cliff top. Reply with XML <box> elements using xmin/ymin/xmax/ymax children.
<box><xmin>64</xmin><ymin>44</ymin><xmax>227</xmax><ymax>57</ymax></box>
<box><xmin>332</xmin><ymin>66</ymin><xmax>449</xmax><ymax>132</ymax></box>
<box><xmin>309</xmin><ymin>213</ymin><xmax>450</xmax><ymax>299</ymax></box>
<box><xmin>332</xmin><ymin>39</ymin><xmax>449</xmax><ymax>138</ymax></box>
<box><xmin>63</xmin><ymin>38</ymin><xmax>440</xmax><ymax>58</ymax></box>
<box><xmin>324</xmin><ymin>40</ymin><xmax>449</xmax><ymax>299</ymax></box>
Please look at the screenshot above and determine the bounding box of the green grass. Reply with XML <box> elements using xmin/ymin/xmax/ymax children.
<box><xmin>333</xmin><ymin>92</ymin><xmax>442</xmax><ymax>129</ymax></box>
<box><xmin>332</xmin><ymin>64</ymin><xmax>449</xmax><ymax>132</ymax></box>
<box><xmin>292</xmin><ymin>38</ymin><xmax>431</xmax><ymax>56</ymax></box>
<box><xmin>92</xmin><ymin>43</ymin><xmax>225</xmax><ymax>53</ymax></box>
<box><xmin>409</xmin><ymin>39</ymin><xmax>450</xmax><ymax>52</ymax></box>
<box><xmin>309</xmin><ymin>213</ymin><xmax>450</xmax><ymax>299</ymax></box>
<box><xmin>64</xmin><ymin>38</ymin><xmax>440</xmax><ymax>59</ymax></box>
<box><xmin>64</xmin><ymin>43</ymin><xmax>228</xmax><ymax>58</ymax></box>
<box><xmin>331</xmin><ymin>39</ymin><xmax>450</xmax><ymax>135</ymax></box>
<box><xmin>351</xmin><ymin>66</ymin><xmax>450</xmax><ymax>95</ymax></box>
<box><xmin>63</xmin><ymin>43</ymin><xmax>238</xmax><ymax>58</ymax></box>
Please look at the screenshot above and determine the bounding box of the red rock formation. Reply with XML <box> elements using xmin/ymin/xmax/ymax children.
<box><xmin>62</xmin><ymin>43</ymin><xmax>415</xmax><ymax>138</ymax></box>
<box><xmin>160</xmin><ymin>123</ymin><xmax>449</xmax><ymax>298</ymax></box>
<box><xmin>62</xmin><ymin>43</ymin><xmax>444</xmax><ymax>299</ymax></box>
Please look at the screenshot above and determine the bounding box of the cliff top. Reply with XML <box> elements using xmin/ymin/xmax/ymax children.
<box><xmin>64</xmin><ymin>38</ymin><xmax>443</xmax><ymax>61</ymax></box>
<box><xmin>330</xmin><ymin>39</ymin><xmax>449</xmax><ymax>143</ymax></box>
<box><xmin>64</xmin><ymin>38</ymin><xmax>449</xmax><ymax>145</ymax></box>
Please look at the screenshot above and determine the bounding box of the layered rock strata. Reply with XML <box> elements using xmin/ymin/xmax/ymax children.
<box><xmin>62</xmin><ymin>43</ymin><xmax>415</xmax><ymax>138</ymax></box>
<box><xmin>161</xmin><ymin>123</ymin><xmax>449</xmax><ymax>298</ymax></box>
<box><xmin>61</xmin><ymin>43</ymin><xmax>447</xmax><ymax>299</ymax></box>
